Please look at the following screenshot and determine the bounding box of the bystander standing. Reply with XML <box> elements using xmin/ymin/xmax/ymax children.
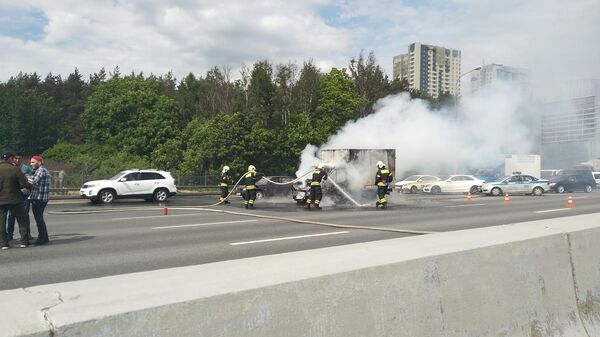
<box><xmin>29</xmin><ymin>155</ymin><xmax>50</xmax><ymax>245</ymax></box>
<box><xmin>6</xmin><ymin>152</ymin><xmax>32</xmax><ymax>241</ymax></box>
<box><xmin>0</xmin><ymin>151</ymin><xmax>31</xmax><ymax>249</ymax></box>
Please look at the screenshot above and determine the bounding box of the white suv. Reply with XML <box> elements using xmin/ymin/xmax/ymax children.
<box><xmin>80</xmin><ymin>170</ymin><xmax>177</xmax><ymax>204</ymax></box>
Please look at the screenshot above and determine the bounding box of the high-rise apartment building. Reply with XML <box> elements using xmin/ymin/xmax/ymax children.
<box><xmin>469</xmin><ymin>64</ymin><xmax>529</xmax><ymax>93</ymax></box>
<box><xmin>393</xmin><ymin>42</ymin><xmax>461</xmax><ymax>98</ymax></box>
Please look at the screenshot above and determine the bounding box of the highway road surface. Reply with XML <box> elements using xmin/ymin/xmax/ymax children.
<box><xmin>1</xmin><ymin>191</ymin><xmax>598</xmax><ymax>290</ymax></box>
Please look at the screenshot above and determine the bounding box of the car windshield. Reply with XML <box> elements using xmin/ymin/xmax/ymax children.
<box><xmin>404</xmin><ymin>175</ymin><xmax>421</xmax><ymax>181</ymax></box>
<box><xmin>440</xmin><ymin>176</ymin><xmax>451</xmax><ymax>180</ymax></box>
<box><xmin>108</xmin><ymin>171</ymin><xmax>126</xmax><ymax>180</ymax></box>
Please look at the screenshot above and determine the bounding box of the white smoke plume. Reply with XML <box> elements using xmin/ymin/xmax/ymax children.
<box><xmin>298</xmin><ymin>81</ymin><xmax>535</xmax><ymax>186</ymax></box>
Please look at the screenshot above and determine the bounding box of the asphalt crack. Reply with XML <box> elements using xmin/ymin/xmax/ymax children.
<box><xmin>565</xmin><ymin>232</ymin><xmax>592</xmax><ymax>337</ymax></box>
<box><xmin>23</xmin><ymin>288</ymin><xmax>64</xmax><ymax>337</ymax></box>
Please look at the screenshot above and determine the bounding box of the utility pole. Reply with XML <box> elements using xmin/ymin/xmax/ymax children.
<box><xmin>453</xmin><ymin>66</ymin><xmax>482</xmax><ymax>174</ymax></box>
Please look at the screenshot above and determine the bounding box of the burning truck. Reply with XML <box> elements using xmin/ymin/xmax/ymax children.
<box><xmin>293</xmin><ymin>149</ymin><xmax>396</xmax><ymax>206</ymax></box>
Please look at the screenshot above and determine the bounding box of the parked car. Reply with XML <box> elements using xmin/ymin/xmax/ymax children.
<box><xmin>480</xmin><ymin>174</ymin><xmax>548</xmax><ymax>196</ymax></box>
<box><xmin>549</xmin><ymin>169</ymin><xmax>596</xmax><ymax>193</ymax></box>
<box><xmin>423</xmin><ymin>175</ymin><xmax>484</xmax><ymax>194</ymax></box>
<box><xmin>236</xmin><ymin>175</ymin><xmax>296</xmax><ymax>199</ymax></box>
<box><xmin>80</xmin><ymin>170</ymin><xmax>177</xmax><ymax>204</ymax></box>
<box><xmin>395</xmin><ymin>175</ymin><xmax>440</xmax><ymax>193</ymax></box>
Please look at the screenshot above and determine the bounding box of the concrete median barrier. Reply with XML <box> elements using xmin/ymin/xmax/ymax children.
<box><xmin>1</xmin><ymin>213</ymin><xmax>600</xmax><ymax>337</ymax></box>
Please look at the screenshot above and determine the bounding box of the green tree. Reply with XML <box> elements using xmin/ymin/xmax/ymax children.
<box><xmin>81</xmin><ymin>76</ymin><xmax>181</xmax><ymax>158</ymax></box>
<box><xmin>349</xmin><ymin>50</ymin><xmax>390</xmax><ymax>117</ymax></box>
<box><xmin>0</xmin><ymin>84</ymin><xmax>60</xmax><ymax>154</ymax></box>
<box><xmin>293</xmin><ymin>60</ymin><xmax>321</xmax><ymax>116</ymax></box>
<box><xmin>313</xmin><ymin>68</ymin><xmax>364</xmax><ymax>138</ymax></box>
<box><xmin>247</xmin><ymin>61</ymin><xmax>277</xmax><ymax>128</ymax></box>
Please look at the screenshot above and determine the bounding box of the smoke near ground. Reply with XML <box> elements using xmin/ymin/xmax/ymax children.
<box><xmin>297</xmin><ymin>82</ymin><xmax>535</xmax><ymax>199</ymax></box>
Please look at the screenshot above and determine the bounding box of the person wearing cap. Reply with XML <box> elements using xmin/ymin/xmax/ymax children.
<box><xmin>6</xmin><ymin>152</ymin><xmax>33</xmax><ymax>242</ymax></box>
<box><xmin>29</xmin><ymin>155</ymin><xmax>51</xmax><ymax>245</ymax></box>
<box><xmin>0</xmin><ymin>151</ymin><xmax>31</xmax><ymax>249</ymax></box>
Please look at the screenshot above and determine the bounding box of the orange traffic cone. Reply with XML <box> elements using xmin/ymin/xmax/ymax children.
<box><xmin>503</xmin><ymin>193</ymin><xmax>511</xmax><ymax>205</ymax></box>
<box><xmin>566</xmin><ymin>195</ymin><xmax>575</xmax><ymax>208</ymax></box>
<box><xmin>467</xmin><ymin>192</ymin><xmax>473</xmax><ymax>203</ymax></box>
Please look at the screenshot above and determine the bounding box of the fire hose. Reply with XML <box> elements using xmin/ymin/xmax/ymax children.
<box><xmin>48</xmin><ymin>170</ymin><xmax>433</xmax><ymax>235</ymax></box>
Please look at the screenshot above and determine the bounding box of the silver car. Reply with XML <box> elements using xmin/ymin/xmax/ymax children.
<box><xmin>480</xmin><ymin>174</ymin><xmax>549</xmax><ymax>196</ymax></box>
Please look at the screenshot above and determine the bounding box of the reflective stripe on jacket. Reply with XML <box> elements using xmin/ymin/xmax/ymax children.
<box><xmin>375</xmin><ymin>168</ymin><xmax>393</xmax><ymax>187</ymax></box>
<box><xmin>310</xmin><ymin>169</ymin><xmax>328</xmax><ymax>186</ymax></box>
<box><xmin>244</xmin><ymin>172</ymin><xmax>257</xmax><ymax>189</ymax></box>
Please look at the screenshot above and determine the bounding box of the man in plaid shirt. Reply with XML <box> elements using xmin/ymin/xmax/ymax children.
<box><xmin>29</xmin><ymin>155</ymin><xmax>50</xmax><ymax>245</ymax></box>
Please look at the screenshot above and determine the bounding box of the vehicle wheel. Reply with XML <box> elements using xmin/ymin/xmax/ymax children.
<box><xmin>556</xmin><ymin>184</ymin><xmax>566</xmax><ymax>193</ymax></box>
<box><xmin>532</xmin><ymin>186</ymin><xmax>544</xmax><ymax>196</ymax></box>
<box><xmin>410</xmin><ymin>185</ymin><xmax>418</xmax><ymax>194</ymax></box>
<box><xmin>98</xmin><ymin>189</ymin><xmax>116</xmax><ymax>204</ymax></box>
<box><xmin>469</xmin><ymin>185</ymin><xmax>479</xmax><ymax>194</ymax></box>
<box><xmin>584</xmin><ymin>185</ymin><xmax>593</xmax><ymax>193</ymax></box>
<box><xmin>491</xmin><ymin>187</ymin><xmax>502</xmax><ymax>196</ymax></box>
<box><xmin>431</xmin><ymin>186</ymin><xmax>441</xmax><ymax>194</ymax></box>
<box><xmin>153</xmin><ymin>188</ymin><xmax>169</xmax><ymax>202</ymax></box>
<box><xmin>256</xmin><ymin>191</ymin><xmax>265</xmax><ymax>199</ymax></box>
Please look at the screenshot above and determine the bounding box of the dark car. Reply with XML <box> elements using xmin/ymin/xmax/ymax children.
<box><xmin>549</xmin><ymin>169</ymin><xmax>596</xmax><ymax>193</ymax></box>
<box><xmin>236</xmin><ymin>175</ymin><xmax>296</xmax><ymax>199</ymax></box>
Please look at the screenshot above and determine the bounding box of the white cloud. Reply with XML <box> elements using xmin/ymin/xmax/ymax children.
<box><xmin>0</xmin><ymin>0</ymin><xmax>598</xmax><ymax>97</ymax></box>
<box><xmin>0</xmin><ymin>0</ymin><xmax>350</xmax><ymax>80</ymax></box>
<box><xmin>336</xmin><ymin>0</ymin><xmax>600</xmax><ymax>98</ymax></box>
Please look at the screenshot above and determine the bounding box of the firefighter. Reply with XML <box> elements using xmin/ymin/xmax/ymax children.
<box><xmin>306</xmin><ymin>163</ymin><xmax>328</xmax><ymax>210</ymax></box>
<box><xmin>243</xmin><ymin>165</ymin><xmax>257</xmax><ymax>209</ymax></box>
<box><xmin>375</xmin><ymin>161</ymin><xmax>393</xmax><ymax>209</ymax></box>
<box><xmin>219</xmin><ymin>165</ymin><xmax>232</xmax><ymax>204</ymax></box>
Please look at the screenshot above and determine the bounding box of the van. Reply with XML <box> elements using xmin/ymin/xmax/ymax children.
<box><xmin>549</xmin><ymin>169</ymin><xmax>596</xmax><ymax>193</ymax></box>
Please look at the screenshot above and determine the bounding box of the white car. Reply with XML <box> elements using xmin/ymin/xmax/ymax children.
<box><xmin>80</xmin><ymin>170</ymin><xmax>177</xmax><ymax>204</ymax></box>
<box><xmin>395</xmin><ymin>175</ymin><xmax>440</xmax><ymax>193</ymax></box>
<box><xmin>480</xmin><ymin>174</ymin><xmax>548</xmax><ymax>196</ymax></box>
<box><xmin>423</xmin><ymin>175</ymin><xmax>484</xmax><ymax>194</ymax></box>
<box><xmin>594</xmin><ymin>172</ymin><xmax>600</xmax><ymax>188</ymax></box>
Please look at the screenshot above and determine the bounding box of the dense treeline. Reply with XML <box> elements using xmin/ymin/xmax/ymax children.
<box><xmin>0</xmin><ymin>51</ymin><xmax>449</xmax><ymax>179</ymax></box>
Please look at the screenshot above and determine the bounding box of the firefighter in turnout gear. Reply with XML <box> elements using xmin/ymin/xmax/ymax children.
<box><xmin>219</xmin><ymin>166</ymin><xmax>232</xmax><ymax>204</ymax></box>
<box><xmin>375</xmin><ymin>161</ymin><xmax>393</xmax><ymax>209</ymax></box>
<box><xmin>243</xmin><ymin>165</ymin><xmax>258</xmax><ymax>209</ymax></box>
<box><xmin>306</xmin><ymin>164</ymin><xmax>328</xmax><ymax>210</ymax></box>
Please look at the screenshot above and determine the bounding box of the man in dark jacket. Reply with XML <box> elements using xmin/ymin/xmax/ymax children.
<box><xmin>306</xmin><ymin>164</ymin><xmax>328</xmax><ymax>210</ymax></box>
<box><xmin>0</xmin><ymin>151</ymin><xmax>31</xmax><ymax>249</ymax></box>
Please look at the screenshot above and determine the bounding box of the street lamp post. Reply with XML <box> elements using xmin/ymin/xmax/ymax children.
<box><xmin>453</xmin><ymin>67</ymin><xmax>482</xmax><ymax>174</ymax></box>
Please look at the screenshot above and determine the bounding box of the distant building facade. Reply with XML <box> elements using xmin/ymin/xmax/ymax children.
<box><xmin>541</xmin><ymin>79</ymin><xmax>600</xmax><ymax>169</ymax></box>
<box><xmin>469</xmin><ymin>64</ymin><xmax>529</xmax><ymax>93</ymax></box>
<box><xmin>393</xmin><ymin>42</ymin><xmax>461</xmax><ymax>99</ymax></box>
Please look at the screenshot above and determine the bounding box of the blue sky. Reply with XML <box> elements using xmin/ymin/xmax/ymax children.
<box><xmin>0</xmin><ymin>0</ymin><xmax>599</xmax><ymax>96</ymax></box>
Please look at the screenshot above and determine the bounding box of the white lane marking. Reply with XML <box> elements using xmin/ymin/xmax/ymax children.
<box><xmin>534</xmin><ymin>208</ymin><xmax>572</xmax><ymax>214</ymax></box>
<box><xmin>230</xmin><ymin>231</ymin><xmax>349</xmax><ymax>246</ymax></box>
<box><xmin>444</xmin><ymin>203</ymin><xmax>487</xmax><ymax>208</ymax></box>
<box><xmin>113</xmin><ymin>214</ymin><xmax>199</xmax><ymax>221</ymax></box>
<box><xmin>152</xmin><ymin>220</ymin><xmax>258</xmax><ymax>230</ymax></box>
